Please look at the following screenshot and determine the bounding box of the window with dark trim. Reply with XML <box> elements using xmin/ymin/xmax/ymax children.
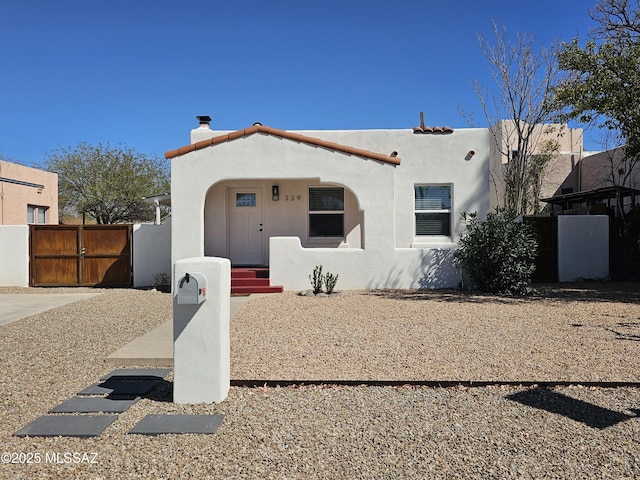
<box><xmin>414</xmin><ymin>185</ymin><xmax>451</xmax><ymax>236</ymax></box>
<box><xmin>27</xmin><ymin>205</ymin><xmax>47</xmax><ymax>224</ymax></box>
<box><xmin>309</xmin><ymin>187</ymin><xmax>344</xmax><ymax>237</ymax></box>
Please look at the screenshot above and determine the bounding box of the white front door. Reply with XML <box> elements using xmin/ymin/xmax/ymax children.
<box><xmin>229</xmin><ymin>188</ymin><xmax>264</xmax><ymax>265</ymax></box>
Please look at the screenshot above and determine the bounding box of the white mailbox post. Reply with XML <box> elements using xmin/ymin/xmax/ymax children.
<box><xmin>173</xmin><ymin>257</ymin><xmax>230</xmax><ymax>403</ymax></box>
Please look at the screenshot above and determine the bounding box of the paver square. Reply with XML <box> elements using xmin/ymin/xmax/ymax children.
<box><xmin>128</xmin><ymin>414</ymin><xmax>224</xmax><ymax>435</ymax></box>
<box><xmin>78</xmin><ymin>378</ymin><xmax>160</xmax><ymax>397</ymax></box>
<box><xmin>14</xmin><ymin>415</ymin><xmax>118</xmax><ymax>438</ymax></box>
<box><xmin>50</xmin><ymin>397</ymin><xmax>139</xmax><ymax>413</ymax></box>
<box><xmin>100</xmin><ymin>368</ymin><xmax>171</xmax><ymax>381</ymax></box>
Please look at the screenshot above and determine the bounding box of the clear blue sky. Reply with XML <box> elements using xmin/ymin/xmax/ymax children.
<box><xmin>1</xmin><ymin>1</ymin><xmax>599</xmax><ymax>167</ymax></box>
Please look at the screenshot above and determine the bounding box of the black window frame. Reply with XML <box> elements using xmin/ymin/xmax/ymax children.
<box><xmin>308</xmin><ymin>187</ymin><xmax>345</xmax><ymax>238</ymax></box>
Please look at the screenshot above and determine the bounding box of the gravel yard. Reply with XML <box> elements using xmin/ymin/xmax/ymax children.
<box><xmin>0</xmin><ymin>284</ymin><xmax>639</xmax><ymax>478</ymax></box>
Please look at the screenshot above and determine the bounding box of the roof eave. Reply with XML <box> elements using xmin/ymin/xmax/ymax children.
<box><xmin>165</xmin><ymin>125</ymin><xmax>401</xmax><ymax>166</ymax></box>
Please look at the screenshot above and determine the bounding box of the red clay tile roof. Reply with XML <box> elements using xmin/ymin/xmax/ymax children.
<box><xmin>412</xmin><ymin>125</ymin><xmax>454</xmax><ymax>134</ymax></box>
<box><xmin>165</xmin><ymin>125</ymin><xmax>401</xmax><ymax>165</ymax></box>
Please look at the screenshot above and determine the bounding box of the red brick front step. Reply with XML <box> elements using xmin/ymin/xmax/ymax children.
<box><xmin>231</xmin><ymin>268</ymin><xmax>283</xmax><ymax>294</ymax></box>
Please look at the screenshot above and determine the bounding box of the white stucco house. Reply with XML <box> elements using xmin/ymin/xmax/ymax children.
<box><xmin>167</xmin><ymin>116</ymin><xmax>490</xmax><ymax>291</ymax></box>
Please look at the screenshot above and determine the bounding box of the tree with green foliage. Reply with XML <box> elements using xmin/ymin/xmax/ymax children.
<box><xmin>454</xmin><ymin>209</ymin><xmax>538</xmax><ymax>295</ymax></box>
<box><xmin>43</xmin><ymin>142</ymin><xmax>169</xmax><ymax>224</ymax></box>
<box><xmin>555</xmin><ymin>0</ymin><xmax>640</xmax><ymax>159</ymax></box>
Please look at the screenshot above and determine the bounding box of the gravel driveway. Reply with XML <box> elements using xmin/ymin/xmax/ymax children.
<box><xmin>0</xmin><ymin>283</ymin><xmax>639</xmax><ymax>478</ymax></box>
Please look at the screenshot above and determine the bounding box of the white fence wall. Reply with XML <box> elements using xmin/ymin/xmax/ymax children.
<box><xmin>133</xmin><ymin>218</ymin><xmax>172</xmax><ymax>288</ymax></box>
<box><xmin>0</xmin><ymin>225</ymin><xmax>29</xmax><ymax>287</ymax></box>
<box><xmin>557</xmin><ymin>215</ymin><xmax>609</xmax><ymax>282</ymax></box>
<box><xmin>0</xmin><ymin>216</ymin><xmax>611</xmax><ymax>288</ymax></box>
<box><xmin>0</xmin><ymin>222</ymin><xmax>172</xmax><ymax>288</ymax></box>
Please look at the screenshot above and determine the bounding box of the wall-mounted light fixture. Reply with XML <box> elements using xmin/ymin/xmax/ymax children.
<box><xmin>465</xmin><ymin>150</ymin><xmax>475</xmax><ymax>161</ymax></box>
<box><xmin>272</xmin><ymin>185</ymin><xmax>279</xmax><ymax>201</ymax></box>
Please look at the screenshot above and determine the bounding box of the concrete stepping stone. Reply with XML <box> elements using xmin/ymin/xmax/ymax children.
<box><xmin>50</xmin><ymin>397</ymin><xmax>139</xmax><ymax>413</ymax></box>
<box><xmin>14</xmin><ymin>415</ymin><xmax>118</xmax><ymax>438</ymax></box>
<box><xmin>100</xmin><ymin>368</ymin><xmax>171</xmax><ymax>381</ymax></box>
<box><xmin>78</xmin><ymin>378</ymin><xmax>160</xmax><ymax>397</ymax></box>
<box><xmin>128</xmin><ymin>414</ymin><xmax>224</xmax><ymax>435</ymax></box>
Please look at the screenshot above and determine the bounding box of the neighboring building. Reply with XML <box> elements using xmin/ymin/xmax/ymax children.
<box><xmin>0</xmin><ymin>160</ymin><xmax>58</xmax><ymax>225</ymax></box>
<box><xmin>578</xmin><ymin>147</ymin><xmax>640</xmax><ymax>192</ymax></box>
<box><xmin>167</xmin><ymin>116</ymin><xmax>490</xmax><ymax>291</ymax></box>
<box><xmin>543</xmin><ymin>146</ymin><xmax>640</xmax><ymax>216</ymax></box>
<box><xmin>489</xmin><ymin>120</ymin><xmax>588</xmax><ymax>213</ymax></box>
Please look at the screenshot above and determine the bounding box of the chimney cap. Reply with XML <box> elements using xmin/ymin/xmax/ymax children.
<box><xmin>196</xmin><ymin>115</ymin><xmax>212</xmax><ymax>123</ymax></box>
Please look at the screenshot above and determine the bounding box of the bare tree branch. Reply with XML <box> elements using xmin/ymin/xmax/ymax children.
<box><xmin>473</xmin><ymin>22</ymin><xmax>563</xmax><ymax>215</ymax></box>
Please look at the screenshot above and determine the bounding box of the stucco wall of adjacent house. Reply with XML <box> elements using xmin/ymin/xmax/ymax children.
<box><xmin>488</xmin><ymin>121</ymin><xmax>584</xmax><ymax>211</ymax></box>
<box><xmin>0</xmin><ymin>225</ymin><xmax>29</xmax><ymax>286</ymax></box>
<box><xmin>579</xmin><ymin>147</ymin><xmax>640</xmax><ymax>191</ymax></box>
<box><xmin>541</xmin><ymin>152</ymin><xmax>581</xmax><ymax>198</ymax></box>
<box><xmin>0</xmin><ymin>160</ymin><xmax>58</xmax><ymax>225</ymax></box>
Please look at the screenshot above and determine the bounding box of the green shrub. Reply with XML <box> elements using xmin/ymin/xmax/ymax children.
<box><xmin>454</xmin><ymin>209</ymin><xmax>538</xmax><ymax>295</ymax></box>
<box><xmin>324</xmin><ymin>272</ymin><xmax>339</xmax><ymax>294</ymax></box>
<box><xmin>309</xmin><ymin>265</ymin><xmax>324</xmax><ymax>294</ymax></box>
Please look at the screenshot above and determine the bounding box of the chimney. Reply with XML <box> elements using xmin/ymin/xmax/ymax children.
<box><xmin>196</xmin><ymin>115</ymin><xmax>212</xmax><ymax>129</ymax></box>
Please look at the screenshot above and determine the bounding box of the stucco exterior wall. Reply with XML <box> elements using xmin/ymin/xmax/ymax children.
<box><xmin>0</xmin><ymin>160</ymin><xmax>58</xmax><ymax>225</ymax></box>
<box><xmin>133</xmin><ymin>218</ymin><xmax>172</xmax><ymax>288</ymax></box>
<box><xmin>274</xmin><ymin>129</ymin><xmax>489</xmax><ymax>246</ymax></box>
<box><xmin>0</xmin><ymin>225</ymin><xmax>29</xmax><ymax>286</ymax></box>
<box><xmin>171</xmin><ymin>126</ymin><xmax>491</xmax><ymax>289</ymax></box>
<box><xmin>579</xmin><ymin>147</ymin><xmax>640</xmax><ymax>191</ymax></box>
<box><xmin>171</xmin><ymin>132</ymin><xmax>398</xmax><ymax>265</ymax></box>
<box><xmin>488</xmin><ymin>121</ymin><xmax>584</xmax><ymax>211</ymax></box>
<box><xmin>269</xmin><ymin>236</ymin><xmax>459</xmax><ymax>290</ymax></box>
<box><xmin>557</xmin><ymin>215</ymin><xmax>609</xmax><ymax>282</ymax></box>
<box><xmin>204</xmin><ymin>180</ymin><xmax>362</xmax><ymax>262</ymax></box>
<box><xmin>541</xmin><ymin>153</ymin><xmax>581</xmax><ymax>198</ymax></box>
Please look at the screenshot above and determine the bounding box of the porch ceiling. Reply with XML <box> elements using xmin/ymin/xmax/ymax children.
<box><xmin>165</xmin><ymin>125</ymin><xmax>401</xmax><ymax>166</ymax></box>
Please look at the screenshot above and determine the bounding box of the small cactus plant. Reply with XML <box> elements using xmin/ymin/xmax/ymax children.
<box><xmin>309</xmin><ymin>265</ymin><xmax>339</xmax><ymax>294</ymax></box>
<box><xmin>324</xmin><ymin>272</ymin><xmax>339</xmax><ymax>294</ymax></box>
<box><xmin>309</xmin><ymin>265</ymin><xmax>324</xmax><ymax>294</ymax></box>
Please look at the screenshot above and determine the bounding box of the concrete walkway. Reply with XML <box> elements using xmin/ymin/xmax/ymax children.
<box><xmin>106</xmin><ymin>295</ymin><xmax>257</xmax><ymax>366</ymax></box>
<box><xmin>0</xmin><ymin>293</ymin><xmax>101</xmax><ymax>327</ymax></box>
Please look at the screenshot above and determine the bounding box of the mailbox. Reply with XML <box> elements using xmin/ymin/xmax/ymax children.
<box><xmin>177</xmin><ymin>272</ymin><xmax>207</xmax><ymax>304</ymax></box>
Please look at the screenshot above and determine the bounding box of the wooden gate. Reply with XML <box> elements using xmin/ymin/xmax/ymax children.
<box><xmin>523</xmin><ymin>216</ymin><xmax>558</xmax><ymax>283</ymax></box>
<box><xmin>30</xmin><ymin>225</ymin><xmax>132</xmax><ymax>287</ymax></box>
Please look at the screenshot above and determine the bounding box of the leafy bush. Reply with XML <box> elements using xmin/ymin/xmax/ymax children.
<box><xmin>309</xmin><ymin>265</ymin><xmax>324</xmax><ymax>294</ymax></box>
<box><xmin>324</xmin><ymin>272</ymin><xmax>339</xmax><ymax>294</ymax></box>
<box><xmin>454</xmin><ymin>209</ymin><xmax>538</xmax><ymax>295</ymax></box>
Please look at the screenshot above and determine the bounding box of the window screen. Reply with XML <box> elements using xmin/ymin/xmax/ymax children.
<box><xmin>309</xmin><ymin>188</ymin><xmax>344</xmax><ymax>211</ymax></box>
<box><xmin>415</xmin><ymin>185</ymin><xmax>451</xmax><ymax>236</ymax></box>
<box><xmin>309</xmin><ymin>187</ymin><xmax>344</xmax><ymax>237</ymax></box>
